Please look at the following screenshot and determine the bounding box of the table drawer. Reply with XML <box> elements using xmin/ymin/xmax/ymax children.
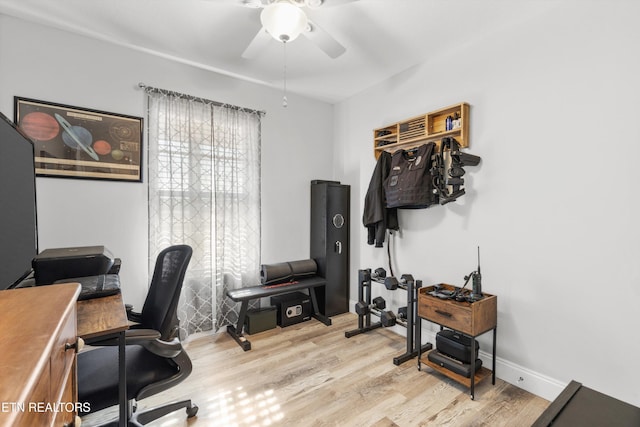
<box><xmin>418</xmin><ymin>285</ymin><xmax>497</xmax><ymax>336</ymax></box>
<box><xmin>51</xmin><ymin>307</ymin><xmax>77</xmax><ymax>398</ymax></box>
<box><xmin>419</xmin><ymin>296</ymin><xmax>472</xmax><ymax>334</ymax></box>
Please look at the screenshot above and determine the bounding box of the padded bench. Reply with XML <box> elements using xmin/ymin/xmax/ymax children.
<box><xmin>226</xmin><ymin>276</ymin><xmax>332</xmax><ymax>351</ymax></box>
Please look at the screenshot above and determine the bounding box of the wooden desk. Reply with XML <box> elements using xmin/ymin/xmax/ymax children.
<box><xmin>77</xmin><ymin>293</ymin><xmax>128</xmax><ymax>340</ymax></box>
<box><xmin>0</xmin><ymin>283</ymin><xmax>81</xmax><ymax>427</ymax></box>
<box><xmin>0</xmin><ymin>285</ymin><xmax>129</xmax><ymax>427</ymax></box>
<box><xmin>77</xmin><ymin>292</ymin><xmax>129</xmax><ymax>427</ymax></box>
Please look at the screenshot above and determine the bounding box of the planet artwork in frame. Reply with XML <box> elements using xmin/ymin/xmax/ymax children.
<box><xmin>14</xmin><ymin>97</ymin><xmax>143</xmax><ymax>182</ymax></box>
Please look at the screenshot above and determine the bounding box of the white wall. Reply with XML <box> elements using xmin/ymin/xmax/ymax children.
<box><xmin>4</xmin><ymin>1</ymin><xmax>640</xmax><ymax>408</ymax></box>
<box><xmin>0</xmin><ymin>15</ymin><xmax>334</xmax><ymax>309</ymax></box>
<box><xmin>335</xmin><ymin>2</ymin><xmax>640</xmax><ymax>405</ymax></box>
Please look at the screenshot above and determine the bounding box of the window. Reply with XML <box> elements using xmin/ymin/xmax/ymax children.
<box><xmin>145</xmin><ymin>89</ymin><xmax>262</xmax><ymax>337</ymax></box>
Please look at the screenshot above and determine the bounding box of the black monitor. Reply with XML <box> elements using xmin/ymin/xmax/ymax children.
<box><xmin>0</xmin><ymin>112</ymin><xmax>38</xmax><ymax>290</ymax></box>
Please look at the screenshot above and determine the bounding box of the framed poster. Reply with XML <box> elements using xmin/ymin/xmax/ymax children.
<box><xmin>14</xmin><ymin>97</ymin><xmax>143</xmax><ymax>182</ymax></box>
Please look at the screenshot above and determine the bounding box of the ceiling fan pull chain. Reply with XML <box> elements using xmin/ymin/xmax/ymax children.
<box><xmin>283</xmin><ymin>41</ymin><xmax>288</xmax><ymax>108</ymax></box>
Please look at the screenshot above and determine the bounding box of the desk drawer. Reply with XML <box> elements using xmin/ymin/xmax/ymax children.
<box><xmin>16</xmin><ymin>359</ymin><xmax>52</xmax><ymax>426</ymax></box>
<box><xmin>51</xmin><ymin>307</ymin><xmax>77</xmax><ymax>399</ymax></box>
<box><xmin>419</xmin><ymin>296</ymin><xmax>472</xmax><ymax>334</ymax></box>
<box><xmin>52</xmin><ymin>367</ymin><xmax>76</xmax><ymax>426</ymax></box>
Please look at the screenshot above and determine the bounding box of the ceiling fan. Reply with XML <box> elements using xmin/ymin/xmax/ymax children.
<box><xmin>238</xmin><ymin>0</ymin><xmax>358</xmax><ymax>59</ymax></box>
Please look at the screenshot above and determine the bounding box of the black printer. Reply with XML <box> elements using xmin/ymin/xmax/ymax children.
<box><xmin>32</xmin><ymin>245</ymin><xmax>118</xmax><ymax>285</ymax></box>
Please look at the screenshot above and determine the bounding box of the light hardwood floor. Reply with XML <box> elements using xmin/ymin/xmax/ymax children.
<box><xmin>83</xmin><ymin>313</ymin><xmax>549</xmax><ymax>426</ymax></box>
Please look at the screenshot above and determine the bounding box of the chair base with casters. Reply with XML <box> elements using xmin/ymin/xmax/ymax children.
<box><xmin>78</xmin><ymin>345</ymin><xmax>198</xmax><ymax>425</ymax></box>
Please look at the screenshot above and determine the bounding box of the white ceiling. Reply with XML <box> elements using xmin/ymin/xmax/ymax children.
<box><xmin>0</xmin><ymin>0</ymin><xmax>556</xmax><ymax>103</ymax></box>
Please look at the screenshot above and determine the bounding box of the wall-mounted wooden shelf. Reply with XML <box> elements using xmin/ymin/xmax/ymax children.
<box><xmin>373</xmin><ymin>102</ymin><xmax>469</xmax><ymax>159</ymax></box>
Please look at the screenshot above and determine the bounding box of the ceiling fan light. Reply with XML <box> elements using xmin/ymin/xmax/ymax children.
<box><xmin>261</xmin><ymin>1</ymin><xmax>308</xmax><ymax>42</ymax></box>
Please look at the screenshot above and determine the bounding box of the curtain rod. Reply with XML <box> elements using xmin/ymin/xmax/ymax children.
<box><xmin>138</xmin><ymin>83</ymin><xmax>266</xmax><ymax>116</ymax></box>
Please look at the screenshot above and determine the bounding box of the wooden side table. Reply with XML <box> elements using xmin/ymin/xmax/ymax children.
<box><xmin>417</xmin><ymin>284</ymin><xmax>497</xmax><ymax>400</ymax></box>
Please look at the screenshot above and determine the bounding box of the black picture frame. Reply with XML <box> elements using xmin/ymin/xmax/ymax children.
<box><xmin>14</xmin><ymin>97</ymin><xmax>143</xmax><ymax>182</ymax></box>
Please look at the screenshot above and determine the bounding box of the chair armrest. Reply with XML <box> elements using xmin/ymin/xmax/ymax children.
<box><xmin>83</xmin><ymin>328</ymin><xmax>161</xmax><ymax>347</ymax></box>
<box><xmin>124</xmin><ymin>328</ymin><xmax>162</xmax><ymax>345</ymax></box>
<box><xmin>142</xmin><ymin>337</ymin><xmax>183</xmax><ymax>358</ymax></box>
<box><xmin>125</xmin><ymin>304</ymin><xmax>143</xmax><ymax>323</ymax></box>
<box><xmin>88</xmin><ymin>324</ymin><xmax>182</xmax><ymax>358</ymax></box>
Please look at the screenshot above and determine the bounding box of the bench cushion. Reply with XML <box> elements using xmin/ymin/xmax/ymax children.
<box><xmin>227</xmin><ymin>276</ymin><xmax>326</xmax><ymax>302</ymax></box>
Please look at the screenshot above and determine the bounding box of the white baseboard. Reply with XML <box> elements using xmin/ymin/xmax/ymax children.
<box><xmin>346</xmin><ymin>304</ymin><xmax>566</xmax><ymax>402</ymax></box>
<box><xmin>489</xmin><ymin>354</ymin><xmax>566</xmax><ymax>402</ymax></box>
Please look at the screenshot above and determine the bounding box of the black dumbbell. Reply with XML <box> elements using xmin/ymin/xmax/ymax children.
<box><xmin>380</xmin><ymin>310</ymin><xmax>397</xmax><ymax>327</ymax></box>
<box><xmin>373</xmin><ymin>296</ymin><xmax>386</xmax><ymax>310</ymax></box>
<box><xmin>397</xmin><ymin>306</ymin><xmax>408</xmax><ymax>320</ymax></box>
<box><xmin>384</xmin><ymin>274</ymin><xmax>416</xmax><ymax>291</ymax></box>
<box><xmin>400</xmin><ymin>274</ymin><xmax>414</xmax><ymax>284</ymax></box>
<box><xmin>372</xmin><ymin>267</ymin><xmax>386</xmax><ymax>279</ymax></box>
<box><xmin>355</xmin><ymin>296</ymin><xmax>386</xmax><ymax>316</ymax></box>
<box><xmin>384</xmin><ymin>276</ymin><xmax>399</xmax><ymax>290</ymax></box>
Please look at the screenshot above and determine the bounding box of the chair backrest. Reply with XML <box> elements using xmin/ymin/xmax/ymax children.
<box><xmin>140</xmin><ymin>245</ymin><xmax>193</xmax><ymax>340</ymax></box>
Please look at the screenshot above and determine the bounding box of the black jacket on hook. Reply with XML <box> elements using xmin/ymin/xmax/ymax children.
<box><xmin>363</xmin><ymin>151</ymin><xmax>399</xmax><ymax>247</ymax></box>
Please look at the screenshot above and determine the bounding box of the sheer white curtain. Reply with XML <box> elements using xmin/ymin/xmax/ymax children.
<box><xmin>145</xmin><ymin>87</ymin><xmax>261</xmax><ymax>338</ymax></box>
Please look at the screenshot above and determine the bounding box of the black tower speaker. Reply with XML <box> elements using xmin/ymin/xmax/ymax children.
<box><xmin>310</xmin><ymin>180</ymin><xmax>350</xmax><ymax>317</ymax></box>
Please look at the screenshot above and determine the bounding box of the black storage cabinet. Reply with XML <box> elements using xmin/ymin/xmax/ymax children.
<box><xmin>310</xmin><ymin>180</ymin><xmax>350</xmax><ymax>316</ymax></box>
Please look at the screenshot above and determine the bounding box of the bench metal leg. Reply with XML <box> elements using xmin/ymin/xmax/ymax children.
<box><xmin>227</xmin><ymin>301</ymin><xmax>251</xmax><ymax>351</ymax></box>
<box><xmin>309</xmin><ymin>287</ymin><xmax>332</xmax><ymax>326</ymax></box>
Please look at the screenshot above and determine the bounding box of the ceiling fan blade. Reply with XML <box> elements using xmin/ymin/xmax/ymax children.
<box><xmin>242</xmin><ymin>0</ymin><xmax>269</xmax><ymax>7</ymax></box>
<box><xmin>310</xmin><ymin>0</ymin><xmax>359</xmax><ymax>8</ymax></box>
<box><xmin>242</xmin><ymin>27</ymin><xmax>272</xmax><ymax>59</ymax></box>
<box><xmin>303</xmin><ymin>20</ymin><xmax>346</xmax><ymax>58</ymax></box>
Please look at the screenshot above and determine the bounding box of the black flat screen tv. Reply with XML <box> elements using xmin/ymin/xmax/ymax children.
<box><xmin>0</xmin><ymin>112</ymin><xmax>38</xmax><ymax>290</ymax></box>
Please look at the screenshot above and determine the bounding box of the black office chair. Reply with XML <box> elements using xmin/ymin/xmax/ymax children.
<box><xmin>77</xmin><ymin>244</ymin><xmax>198</xmax><ymax>425</ymax></box>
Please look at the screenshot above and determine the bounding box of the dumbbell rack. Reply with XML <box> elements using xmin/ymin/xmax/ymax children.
<box><xmin>345</xmin><ymin>268</ymin><xmax>432</xmax><ymax>365</ymax></box>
